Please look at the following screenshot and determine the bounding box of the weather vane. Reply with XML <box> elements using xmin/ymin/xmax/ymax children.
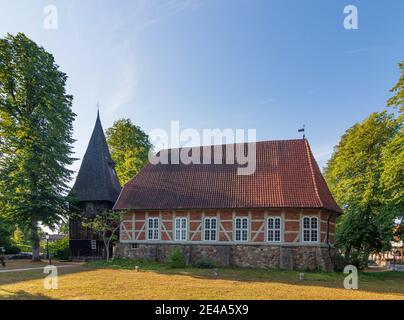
<box><xmin>298</xmin><ymin>125</ymin><xmax>306</xmax><ymax>139</ymax></box>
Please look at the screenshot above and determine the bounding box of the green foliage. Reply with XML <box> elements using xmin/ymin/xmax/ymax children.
<box><xmin>167</xmin><ymin>247</ymin><xmax>186</xmax><ymax>268</ymax></box>
<box><xmin>324</xmin><ymin>111</ymin><xmax>401</xmax><ymax>258</ymax></box>
<box><xmin>11</xmin><ymin>227</ymin><xmax>31</xmax><ymax>253</ymax></box>
<box><xmin>387</xmin><ymin>61</ymin><xmax>404</xmax><ymax>113</ymax></box>
<box><xmin>325</xmin><ymin>112</ymin><xmax>398</xmax><ymax>212</ymax></box>
<box><xmin>331</xmin><ymin>252</ymin><xmax>368</xmax><ymax>272</ymax></box>
<box><xmin>0</xmin><ymin>218</ymin><xmax>20</xmax><ymax>254</ymax></box>
<box><xmin>381</xmin><ymin>129</ymin><xmax>404</xmax><ymax>210</ymax></box>
<box><xmin>81</xmin><ymin>210</ymin><xmax>121</xmax><ymax>243</ymax></box>
<box><xmin>325</xmin><ymin>60</ymin><xmax>404</xmax><ymax>259</ymax></box>
<box><xmin>41</xmin><ymin>237</ymin><xmax>69</xmax><ymax>260</ymax></box>
<box><xmin>106</xmin><ymin>118</ymin><xmax>152</xmax><ymax>185</ymax></box>
<box><xmin>0</xmin><ymin>33</ymin><xmax>75</xmax><ymax>260</ymax></box>
<box><xmin>191</xmin><ymin>259</ymin><xmax>216</xmax><ymax>269</ymax></box>
<box><xmin>383</xmin><ymin>61</ymin><xmax>404</xmax><ymax>215</ymax></box>
<box><xmin>81</xmin><ymin>210</ymin><xmax>122</xmax><ymax>261</ymax></box>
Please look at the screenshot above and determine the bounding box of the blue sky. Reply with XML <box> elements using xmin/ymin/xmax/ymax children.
<box><xmin>1</xmin><ymin>0</ymin><xmax>403</xmax><ymax>177</ymax></box>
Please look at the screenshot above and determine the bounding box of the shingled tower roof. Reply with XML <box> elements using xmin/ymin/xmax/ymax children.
<box><xmin>70</xmin><ymin>112</ymin><xmax>121</xmax><ymax>203</ymax></box>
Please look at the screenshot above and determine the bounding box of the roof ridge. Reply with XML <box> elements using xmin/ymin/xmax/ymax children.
<box><xmin>157</xmin><ymin>139</ymin><xmax>305</xmax><ymax>153</ymax></box>
<box><xmin>304</xmin><ymin>139</ymin><xmax>323</xmax><ymax>208</ymax></box>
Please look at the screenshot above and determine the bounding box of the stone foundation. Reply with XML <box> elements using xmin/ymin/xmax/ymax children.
<box><xmin>115</xmin><ymin>243</ymin><xmax>335</xmax><ymax>271</ymax></box>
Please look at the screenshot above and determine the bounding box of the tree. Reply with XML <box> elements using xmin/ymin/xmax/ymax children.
<box><xmin>324</xmin><ymin>112</ymin><xmax>399</xmax><ymax>260</ymax></box>
<box><xmin>0</xmin><ymin>33</ymin><xmax>75</xmax><ymax>261</ymax></box>
<box><xmin>81</xmin><ymin>210</ymin><xmax>122</xmax><ymax>262</ymax></box>
<box><xmin>106</xmin><ymin>119</ymin><xmax>152</xmax><ymax>185</ymax></box>
<box><xmin>387</xmin><ymin>61</ymin><xmax>404</xmax><ymax>113</ymax></box>
<box><xmin>382</xmin><ymin>61</ymin><xmax>404</xmax><ymax>215</ymax></box>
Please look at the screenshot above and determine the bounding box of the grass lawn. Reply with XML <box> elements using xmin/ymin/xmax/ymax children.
<box><xmin>0</xmin><ymin>259</ymin><xmax>403</xmax><ymax>300</ymax></box>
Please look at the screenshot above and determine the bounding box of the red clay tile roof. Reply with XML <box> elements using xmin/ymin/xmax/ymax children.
<box><xmin>114</xmin><ymin>139</ymin><xmax>342</xmax><ymax>214</ymax></box>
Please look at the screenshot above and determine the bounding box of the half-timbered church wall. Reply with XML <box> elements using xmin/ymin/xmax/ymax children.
<box><xmin>115</xmin><ymin>208</ymin><xmax>337</xmax><ymax>270</ymax></box>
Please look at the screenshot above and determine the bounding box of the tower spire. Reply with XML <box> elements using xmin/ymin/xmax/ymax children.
<box><xmin>70</xmin><ymin>112</ymin><xmax>121</xmax><ymax>203</ymax></box>
<box><xmin>96</xmin><ymin>102</ymin><xmax>100</xmax><ymax>120</ymax></box>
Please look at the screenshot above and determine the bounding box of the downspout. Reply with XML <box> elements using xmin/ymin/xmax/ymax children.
<box><xmin>326</xmin><ymin>214</ymin><xmax>332</xmax><ymax>260</ymax></box>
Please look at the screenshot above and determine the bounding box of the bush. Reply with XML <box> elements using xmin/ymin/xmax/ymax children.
<box><xmin>167</xmin><ymin>248</ymin><xmax>186</xmax><ymax>268</ymax></box>
<box><xmin>4</xmin><ymin>245</ymin><xmax>21</xmax><ymax>254</ymax></box>
<box><xmin>43</xmin><ymin>237</ymin><xmax>70</xmax><ymax>260</ymax></box>
<box><xmin>16</xmin><ymin>244</ymin><xmax>31</xmax><ymax>253</ymax></box>
<box><xmin>332</xmin><ymin>252</ymin><xmax>368</xmax><ymax>271</ymax></box>
<box><xmin>191</xmin><ymin>259</ymin><xmax>216</xmax><ymax>269</ymax></box>
<box><xmin>331</xmin><ymin>253</ymin><xmax>347</xmax><ymax>272</ymax></box>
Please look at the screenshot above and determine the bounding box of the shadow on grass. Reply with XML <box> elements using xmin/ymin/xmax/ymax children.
<box><xmin>0</xmin><ymin>288</ymin><xmax>53</xmax><ymax>300</ymax></box>
<box><xmin>84</xmin><ymin>259</ymin><xmax>404</xmax><ymax>297</ymax></box>
<box><xmin>0</xmin><ymin>264</ymin><xmax>86</xmax><ymax>287</ymax></box>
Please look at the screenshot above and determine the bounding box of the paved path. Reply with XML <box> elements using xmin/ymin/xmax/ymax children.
<box><xmin>0</xmin><ymin>265</ymin><xmax>79</xmax><ymax>273</ymax></box>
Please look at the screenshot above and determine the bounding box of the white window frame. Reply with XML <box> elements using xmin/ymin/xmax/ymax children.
<box><xmin>174</xmin><ymin>217</ymin><xmax>188</xmax><ymax>241</ymax></box>
<box><xmin>147</xmin><ymin>217</ymin><xmax>160</xmax><ymax>241</ymax></box>
<box><xmin>234</xmin><ymin>217</ymin><xmax>249</xmax><ymax>242</ymax></box>
<box><xmin>203</xmin><ymin>217</ymin><xmax>218</xmax><ymax>241</ymax></box>
<box><xmin>267</xmin><ymin>217</ymin><xmax>282</xmax><ymax>243</ymax></box>
<box><xmin>302</xmin><ymin>216</ymin><xmax>319</xmax><ymax>243</ymax></box>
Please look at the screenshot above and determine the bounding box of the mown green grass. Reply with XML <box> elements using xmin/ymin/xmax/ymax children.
<box><xmin>85</xmin><ymin>258</ymin><xmax>404</xmax><ymax>285</ymax></box>
<box><xmin>0</xmin><ymin>259</ymin><xmax>403</xmax><ymax>300</ymax></box>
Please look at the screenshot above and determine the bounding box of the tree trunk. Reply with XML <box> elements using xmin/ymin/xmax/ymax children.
<box><xmin>104</xmin><ymin>237</ymin><xmax>110</xmax><ymax>262</ymax></box>
<box><xmin>106</xmin><ymin>244</ymin><xmax>110</xmax><ymax>262</ymax></box>
<box><xmin>31</xmin><ymin>218</ymin><xmax>41</xmax><ymax>262</ymax></box>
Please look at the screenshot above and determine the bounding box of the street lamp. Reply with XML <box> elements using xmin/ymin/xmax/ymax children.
<box><xmin>45</xmin><ymin>233</ymin><xmax>52</xmax><ymax>265</ymax></box>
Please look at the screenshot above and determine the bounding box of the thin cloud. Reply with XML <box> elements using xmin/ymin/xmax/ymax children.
<box><xmin>337</xmin><ymin>43</ymin><xmax>403</xmax><ymax>55</ymax></box>
<box><xmin>260</xmin><ymin>98</ymin><xmax>275</xmax><ymax>105</ymax></box>
<box><xmin>105</xmin><ymin>61</ymin><xmax>138</xmax><ymax>113</ymax></box>
<box><xmin>107</xmin><ymin>0</ymin><xmax>202</xmax><ymax>33</ymax></box>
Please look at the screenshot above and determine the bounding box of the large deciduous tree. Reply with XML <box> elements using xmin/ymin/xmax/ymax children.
<box><xmin>106</xmin><ymin>118</ymin><xmax>151</xmax><ymax>185</ymax></box>
<box><xmin>382</xmin><ymin>61</ymin><xmax>404</xmax><ymax>215</ymax></box>
<box><xmin>0</xmin><ymin>33</ymin><xmax>75</xmax><ymax>261</ymax></box>
<box><xmin>324</xmin><ymin>112</ymin><xmax>399</xmax><ymax>260</ymax></box>
<box><xmin>325</xmin><ymin>61</ymin><xmax>404</xmax><ymax>263</ymax></box>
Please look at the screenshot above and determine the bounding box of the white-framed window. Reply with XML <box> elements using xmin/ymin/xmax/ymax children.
<box><xmin>91</xmin><ymin>239</ymin><xmax>97</xmax><ymax>250</ymax></box>
<box><xmin>267</xmin><ymin>217</ymin><xmax>282</xmax><ymax>242</ymax></box>
<box><xmin>302</xmin><ymin>216</ymin><xmax>319</xmax><ymax>242</ymax></box>
<box><xmin>147</xmin><ymin>217</ymin><xmax>159</xmax><ymax>240</ymax></box>
<box><xmin>234</xmin><ymin>217</ymin><xmax>249</xmax><ymax>242</ymax></box>
<box><xmin>204</xmin><ymin>217</ymin><xmax>217</xmax><ymax>241</ymax></box>
<box><xmin>175</xmin><ymin>217</ymin><xmax>187</xmax><ymax>241</ymax></box>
